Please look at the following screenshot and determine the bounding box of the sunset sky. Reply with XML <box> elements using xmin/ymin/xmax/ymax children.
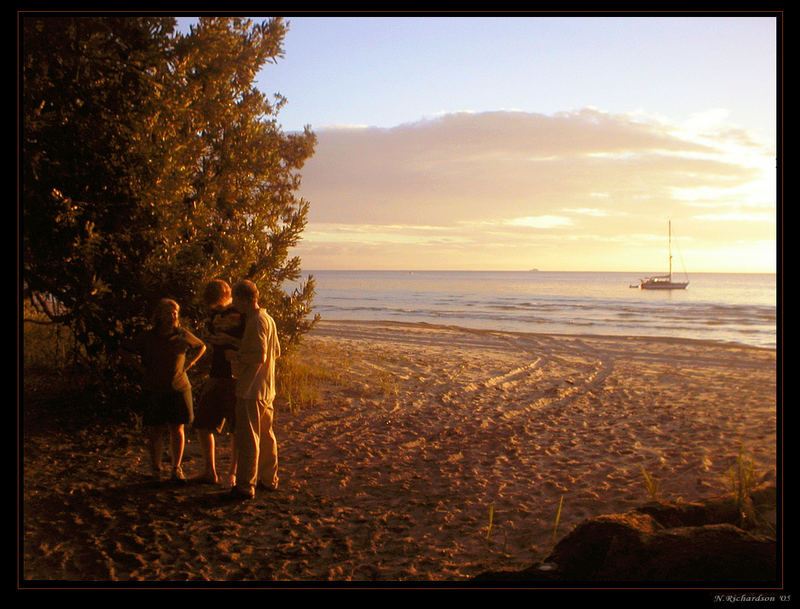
<box><xmin>188</xmin><ymin>15</ymin><xmax>779</xmax><ymax>273</ymax></box>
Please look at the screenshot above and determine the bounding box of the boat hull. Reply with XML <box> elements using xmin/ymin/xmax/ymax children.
<box><xmin>639</xmin><ymin>281</ymin><xmax>688</xmax><ymax>290</ymax></box>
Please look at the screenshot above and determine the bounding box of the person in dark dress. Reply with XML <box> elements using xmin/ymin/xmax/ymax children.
<box><xmin>128</xmin><ymin>298</ymin><xmax>206</xmax><ymax>483</ymax></box>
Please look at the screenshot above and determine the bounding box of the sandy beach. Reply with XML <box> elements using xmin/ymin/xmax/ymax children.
<box><xmin>22</xmin><ymin>319</ymin><xmax>778</xmax><ymax>583</ymax></box>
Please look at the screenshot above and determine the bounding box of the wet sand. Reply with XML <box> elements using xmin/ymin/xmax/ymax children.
<box><xmin>22</xmin><ymin>320</ymin><xmax>778</xmax><ymax>583</ymax></box>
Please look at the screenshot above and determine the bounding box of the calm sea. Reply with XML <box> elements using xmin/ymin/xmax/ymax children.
<box><xmin>299</xmin><ymin>271</ymin><xmax>778</xmax><ymax>349</ymax></box>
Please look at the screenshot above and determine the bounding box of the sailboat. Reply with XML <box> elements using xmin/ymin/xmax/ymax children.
<box><xmin>631</xmin><ymin>220</ymin><xmax>689</xmax><ymax>290</ymax></box>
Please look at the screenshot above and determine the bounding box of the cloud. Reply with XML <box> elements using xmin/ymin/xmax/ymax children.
<box><xmin>301</xmin><ymin>109</ymin><xmax>759</xmax><ymax>222</ymax></box>
<box><xmin>693</xmin><ymin>212</ymin><xmax>774</xmax><ymax>222</ymax></box>
<box><xmin>304</xmin><ymin>223</ymin><xmax>471</xmax><ymax>245</ymax></box>
<box><xmin>295</xmin><ymin>108</ymin><xmax>775</xmax><ymax>271</ymax></box>
<box><xmin>505</xmin><ymin>216</ymin><xmax>574</xmax><ymax>229</ymax></box>
<box><xmin>564</xmin><ymin>207</ymin><xmax>612</xmax><ymax>216</ymax></box>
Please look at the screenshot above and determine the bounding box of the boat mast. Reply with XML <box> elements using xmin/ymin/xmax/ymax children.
<box><xmin>668</xmin><ymin>220</ymin><xmax>672</xmax><ymax>280</ymax></box>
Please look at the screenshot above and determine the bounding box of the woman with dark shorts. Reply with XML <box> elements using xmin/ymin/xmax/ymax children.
<box><xmin>130</xmin><ymin>299</ymin><xmax>206</xmax><ymax>483</ymax></box>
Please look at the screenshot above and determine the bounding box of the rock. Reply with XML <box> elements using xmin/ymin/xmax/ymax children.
<box><xmin>548</xmin><ymin>519</ymin><xmax>775</xmax><ymax>582</ymax></box>
<box><xmin>474</xmin><ymin>485</ymin><xmax>777</xmax><ymax>583</ymax></box>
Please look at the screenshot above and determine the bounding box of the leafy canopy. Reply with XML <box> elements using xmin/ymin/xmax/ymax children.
<box><xmin>23</xmin><ymin>16</ymin><xmax>319</xmax><ymax>368</ymax></box>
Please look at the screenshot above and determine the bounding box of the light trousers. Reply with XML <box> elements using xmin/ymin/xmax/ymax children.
<box><xmin>234</xmin><ymin>396</ymin><xmax>278</xmax><ymax>493</ymax></box>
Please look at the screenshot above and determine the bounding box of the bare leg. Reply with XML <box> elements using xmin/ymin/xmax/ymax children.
<box><xmin>169</xmin><ymin>424</ymin><xmax>186</xmax><ymax>481</ymax></box>
<box><xmin>148</xmin><ymin>425</ymin><xmax>166</xmax><ymax>477</ymax></box>
<box><xmin>226</xmin><ymin>434</ymin><xmax>237</xmax><ymax>486</ymax></box>
<box><xmin>196</xmin><ymin>430</ymin><xmax>218</xmax><ymax>482</ymax></box>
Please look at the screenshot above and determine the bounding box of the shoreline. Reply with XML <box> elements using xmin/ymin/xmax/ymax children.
<box><xmin>311</xmin><ymin>318</ymin><xmax>778</xmax><ymax>352</ymax></box>
<box><xmin>23</xmin><ymin>319</ymin><xmax>778</xmax><ymax>582</ymax></box>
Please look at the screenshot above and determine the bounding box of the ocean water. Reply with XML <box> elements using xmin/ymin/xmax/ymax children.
<box><xmin>299</xmin><ymin>270</ymin><xmax>778</xmax><ymax>349</ymax></box>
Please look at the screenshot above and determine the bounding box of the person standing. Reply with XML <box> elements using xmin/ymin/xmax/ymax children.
<box><xmin>127</xmin><ymin>298</ymin><xmax>206</xmax><ymax>483</ymax></box>
<box><xmin>193</xmin><ymin>279</ymin><xmax>245</xmax><ymax>486</ymax></box>
<box><xmin>226</xmin><ymin>280</ymin><xmax>281</xmax><ymax>500</ymax></box>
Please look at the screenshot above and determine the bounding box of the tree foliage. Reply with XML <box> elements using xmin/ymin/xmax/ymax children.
<box><xmin>22</xmin><ymin>16</ymin><xmax>318</xmax><ymax>370</ymax></box>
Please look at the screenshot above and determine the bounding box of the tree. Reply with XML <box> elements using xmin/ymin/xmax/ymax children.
<box><xmin>22</xmin><ymin>16</ymin><xmax>318</xmax><ymax>372</ymax></box>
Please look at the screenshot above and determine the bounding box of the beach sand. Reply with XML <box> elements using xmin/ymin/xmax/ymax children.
<box><xmin>22</xmin><ymin>320</ymin><xmax>778</xmax><ymax>583</ymax></box>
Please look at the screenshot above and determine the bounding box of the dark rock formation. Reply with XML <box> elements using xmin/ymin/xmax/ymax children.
<box><xmin>474</xmin><ymin>485</ymin><xmax>777</xmax><ymax>583</ymax></box>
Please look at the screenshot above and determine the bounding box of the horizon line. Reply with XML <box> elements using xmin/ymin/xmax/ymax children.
<box><xmin>298</xmin><ymin>268</ymin><xmax>778</xmax><ymax>275</ymax></box>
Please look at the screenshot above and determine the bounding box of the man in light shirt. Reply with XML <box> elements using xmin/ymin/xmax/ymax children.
<box><xmin>225</xmin><ymin>280</ymin><xmax>281</xmax><ymax>500</ymax></box>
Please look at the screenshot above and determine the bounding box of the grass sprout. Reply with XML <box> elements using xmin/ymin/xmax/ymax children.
<box><xmin>552</xmin><ymin>495</ymin><xmax>565</xmax><ymax>542</ymax></box>
<box><xmin>641</xmin><ymin>466</ymin><xmax>662</xmax><ymax>502</ymax></box>
<box><xmin>727</xmin><ymin>444</ymin><xmax>759</xmax><ymax>528</ymax></box>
